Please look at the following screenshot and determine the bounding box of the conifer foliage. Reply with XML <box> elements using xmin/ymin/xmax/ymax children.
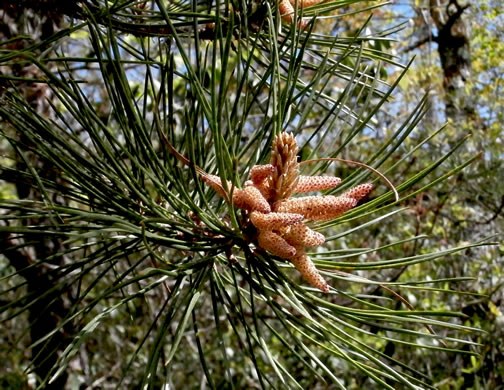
<box><xmin>0</xmin><ymin>0</ymin><xmax>488</xmax><ymax>388</ymax></box>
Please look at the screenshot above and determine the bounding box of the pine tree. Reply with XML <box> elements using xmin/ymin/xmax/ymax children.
<box><xmin>0</xmin><ymin>1</ymin><xmax>489</xmax><ymax>388</ymax></box>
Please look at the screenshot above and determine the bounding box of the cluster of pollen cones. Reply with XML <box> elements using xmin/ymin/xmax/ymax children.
<box><xmin>202</xmin><ymin>132</ymin><xmax>374</xmax><ymax>293</ymax></box>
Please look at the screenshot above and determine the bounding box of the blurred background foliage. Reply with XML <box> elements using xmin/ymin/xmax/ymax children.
<box><xmin>0</xmin><ymin>0</ymin><xmax>502</xmax><ymax>389</ymax></box>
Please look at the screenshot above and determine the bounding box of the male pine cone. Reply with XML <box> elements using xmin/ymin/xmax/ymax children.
<box><xmin>201</xmin><ymin>132</ymin><xmax>374</xmax><ymax>293</ymax></box>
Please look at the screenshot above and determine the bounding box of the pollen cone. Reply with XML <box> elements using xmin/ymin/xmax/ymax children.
<box><xmin>290</xmin><ymin>250</ymin><xmax>329</xmax><ymax>293</ymax></box>
<box><xmin>258</xmin><ymin>230</ymin><xmax>297</xmax><ymax>259</ymax></box>
<box><xmin>274</xmin><ymin>195</ymin><xmax>357</xmax><ymax>220</ymax></box>
<box><xmin>233</xmin><ymin>186</ymin><xmax>271</xmax><ymax>213</ymax></box>
<box><xmin>201</xmin><ymin>174</ymin><xmax>227</xmax><ymax>198</ymax></box>
<box><xmin>283</xmin><ymin>223</ymin><xmax>325</xmax><ymax>247</ymax></box>
<box><xmin>268</xmin><ymin>132</ymin><xmax>300</xmax><ymax>201</ymax></box>
<box><xmin>343</xmin><ymin>183</ymin><xmax>374</xmax><ymax>202</ymax></box>
<box><xmin>295</xmin><ymin>176</ymin><xmax>341</xmax><ymax>193</ymax></box>
<box><xmin>250</xmin><ymin>164</ymin><xmax>275</xmax><ymax>185</ymax></box>
<box><xmin>250</xmin><ymin>211</ymin><xmax>304</xmax><ymax>231</ymax></box>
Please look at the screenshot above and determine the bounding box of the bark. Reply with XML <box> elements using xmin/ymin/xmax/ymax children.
<box><xmin>429</xmin><ymin>0</ymin><xmax>473</xmax><ymax>122</ymax></box>
<box><xmin>1</xmin><ymin>232</ymin><xmax>70</xmax><ymax>389</ymax></box>
<box><xmin>1</xmin><ymin>2</ymin><xmax>74</xmax><ymax>388</ymax></box>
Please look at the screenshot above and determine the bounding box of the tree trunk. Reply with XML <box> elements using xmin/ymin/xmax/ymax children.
<box><xmin>429</xmin><ymin>0</ymin><xmax>473</xmax><ymax>122</ymax></box>
<box><xmin>1</xmin><ymin>3</ymin><xmax>74</xmax><ymax>388</ymax></box>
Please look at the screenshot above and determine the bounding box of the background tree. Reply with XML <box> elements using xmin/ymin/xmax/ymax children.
<box><xmin>0</xmin><ymin>2</ymin><xmax>82</xmax><ymax>388</ymax></box>
<box><xmin>335</xmin><ymin>1</ymin><xmax>504</xmax><ymax>387</ymax></box>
